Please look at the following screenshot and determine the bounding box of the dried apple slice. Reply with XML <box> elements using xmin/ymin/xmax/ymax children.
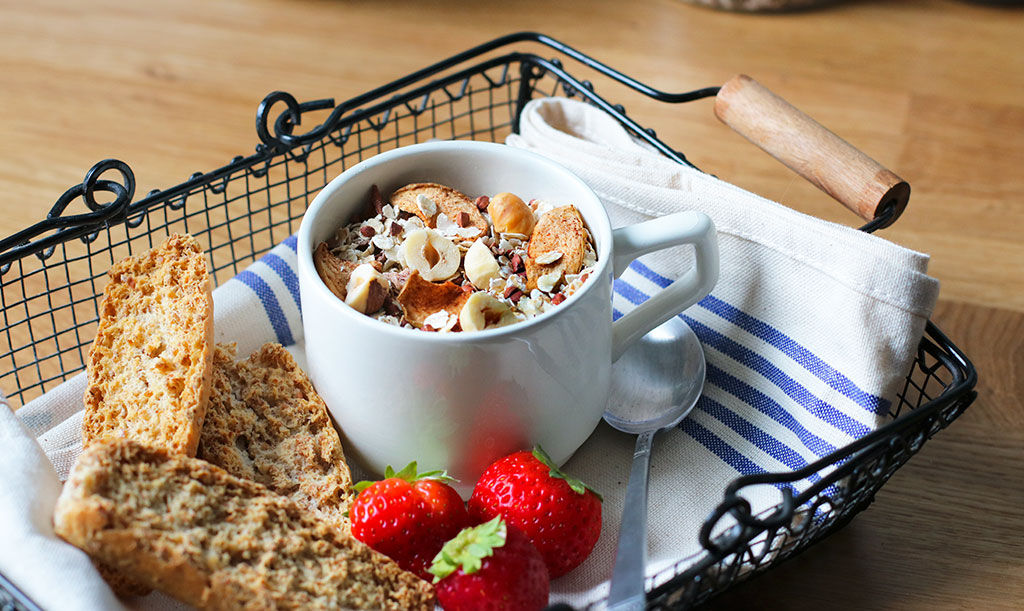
<box><xmin>524</xmin><ymin>206</ymin><xmax>587</xmax><ymax>291</ymax></box>
<box><xmin>390</xmin><ymin>183</ymin><xmax>489</xmax><ymax>234</ymax></box>
<box><xmin>396</xmin><ymin>270</ymin><xmax>473</xmax><ymax>329</ymax></box>
<box><xmin>313</xmin><ymin>243</ymin><xmax>382</xmax><ymax>301</ymax></box>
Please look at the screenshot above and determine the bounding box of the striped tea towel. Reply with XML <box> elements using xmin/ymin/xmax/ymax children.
<box><xmin>506</xmin><ymin>97</ymin><xmax>939</xmax><ymax>605</ymax></box>
<box><xmin>2</xmin><ymin>98</ymin><xmax>938</xmax><ymax>609</ymax></box>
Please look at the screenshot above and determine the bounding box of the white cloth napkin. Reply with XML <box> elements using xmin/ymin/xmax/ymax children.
<box><xmin>0</xmin><ymin>99</ymin><xmax>939</xmax><ymax>610</ymax></box>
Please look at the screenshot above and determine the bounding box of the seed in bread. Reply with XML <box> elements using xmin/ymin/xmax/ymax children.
<box><xmin>53</xmin><ymin>440</ymin><xmax>435</xmax><ymax>611</ymax></box>
<box><xmin>198</xmin><ymin>343</ymin><xmax>355</xmax><ymax>529</ymax></box>
<box><xmin>81</xmin><ymin>233</ymin><xmax>214</xmax><ymax>456</ymax></box>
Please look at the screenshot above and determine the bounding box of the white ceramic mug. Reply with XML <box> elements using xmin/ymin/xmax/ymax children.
<box><xmin>297</xmin><ymin>141</ymin><xmax>718</xmax><ymax>483</ymax></box>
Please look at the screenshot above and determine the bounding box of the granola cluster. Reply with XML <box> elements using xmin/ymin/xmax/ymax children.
<box><xmin>313</xmin><ymin>182</ymin><xmax>598</xmax><ymax>332</ymax></box>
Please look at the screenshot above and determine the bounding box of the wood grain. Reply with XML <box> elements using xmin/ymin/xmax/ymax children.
<box><xmin>714</xmin><ymin>74</ymin><xmax>910</xmax><ymax>225</ymax></box>
<box><xmin>1</xmin><ymin>0</ymin><xmax>1022</xmax><ymax>610</ymax></box>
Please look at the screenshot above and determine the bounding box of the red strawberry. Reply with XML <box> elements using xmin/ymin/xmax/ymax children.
<box><xmin>350</xmin><ymin>462</ymin><xmax>471</xmax><ymax>580</ymax></box>
<box><xmin>468</xmin><ymin>446</ymin><xmax>602</xmax><ymax>578</ymax></box>
<box><xmin>429</xmin><ymin>516</ymin><xmax>549</xmax><ymax>611</ymax></box>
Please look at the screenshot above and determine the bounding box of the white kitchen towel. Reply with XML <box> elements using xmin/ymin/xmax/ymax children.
<box><xmin>1</xmin><ymin>98</ymin><xmax>939</xmax><ymax>610</ymax></box>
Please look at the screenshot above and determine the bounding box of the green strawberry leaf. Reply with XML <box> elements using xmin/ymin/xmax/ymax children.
<box><xmin>427</xmin><ymin>516</ymin><xmax>507</xmax><ymax>583</ymax></box>
<box><xmin>351</xmin><ymin>461</ymin><xmax>458</xmax><ymax>494</ymax></box>
<box><xmin>393</xmin><ymin>461</ymin><xmax>418</xmax><ymax>481</ymax></box>
<box><xmin>533</xmin><ymin>445</ymin><xmax>603</xmax><ymax>502</ymax></box>
<box><xmin>352</xmin><ymin>480</ymin><xmax>376</xmax><ymax>494</ymax></box>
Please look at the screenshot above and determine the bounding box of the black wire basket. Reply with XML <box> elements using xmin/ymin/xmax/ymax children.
<box><xmin>0</xmin><ymin>33</ymin><xmax>977</xmax><ymax>610</ymax></box>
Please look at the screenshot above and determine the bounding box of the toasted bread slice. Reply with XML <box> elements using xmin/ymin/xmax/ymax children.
<box><xmin>81</xmin><ymin>233</ymin><xmax>214</xmax><ymax>456</ymax></box>
<box><xmin>396</xmin><ymin>270</ymin><xmax>472</xmax><ymax>328</ymax></box>
<box><xmin>53</xmin><ymin>440</ymin><xmax>435</xmax><ymax>611</ymax></box>
<box><xmin>80</xmin><ymin>233</ymin><xmax>213</xmax><ymax>596</ymax></box>
<box><xmin>92</xmin><ymin>562</ymin><xmax>152</xmax><ymax>598</ymax></box>
<box><xmin>390</xmin><ymin>182</ymin><xmax>488</xmax><ymax>234</ymax></box>
<box><xmin>198</xmin><ymin>343</ymin><xmax>355</xmax><ymax>528</ymax></box>
<box><xmin>525</xmin><ymin>205</ymin><xmax>587</xmax><ymax>290</ymax></box>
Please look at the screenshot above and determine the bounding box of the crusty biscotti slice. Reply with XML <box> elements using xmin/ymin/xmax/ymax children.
<box><xmin>92</xmin><ymin>562</ymin><xmax>152</xmax><ymax>598</ymax></box>
<box><xmin>81</xmin><ymin>233</ymin><xmax>214</xmax><ymax>456</ymax></box>
<box><xmin>198</xmin><ymin>343</ymin><xmax>355</xmax><ymax>528</ymax></box>
<box><xmin>53</xmin><ymin>440</ymin><xmax>435</xmax><ymax>611</ymax></box>
<box><xmin>80</xmin><ymin>233</ymin><xmax>213</xmax><ymax>595</ymax></box>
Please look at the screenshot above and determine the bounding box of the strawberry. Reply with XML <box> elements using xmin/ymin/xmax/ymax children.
<box><xmin>429</xmin><ymin>516</ymin><xmax>549</xmax><ymax>611</ymax></box>
<box><xmin>350</xmin><ymin>462</ymin><xmax>471</xmax><ymax>580</ymax></box>
<box><xmin>468</xmin><ymin>446</ymin><xmax>602</xmax><ymax>578</ymax></box>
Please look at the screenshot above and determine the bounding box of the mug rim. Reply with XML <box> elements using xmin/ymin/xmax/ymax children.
<box><xmin>297</xmin><ymin>140</ymin><xmax>614</xmax><ymax>344</ymax></box>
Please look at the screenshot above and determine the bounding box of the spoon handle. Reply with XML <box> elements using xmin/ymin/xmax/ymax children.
<box><xmin>607</xmin><ymin>429</ymin><xmax>655</xmax><ymax>610</ymax></box>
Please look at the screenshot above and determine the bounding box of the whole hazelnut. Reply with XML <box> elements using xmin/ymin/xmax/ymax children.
<box><xmin>487</xmin><ymin>192</ymin><xmax>536</xmax><ymax>237</ymax></box>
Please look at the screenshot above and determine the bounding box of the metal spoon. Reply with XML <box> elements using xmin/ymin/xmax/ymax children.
<box><xmin>605</xmin><ymin>316</ymin><xmax>706</xmax><ymax>610</ymax></box>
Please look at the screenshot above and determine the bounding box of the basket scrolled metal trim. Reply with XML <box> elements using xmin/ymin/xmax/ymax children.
<box><xmin>0</xmin><ymin>159</ymin><xmax>135</xmax><ymax>267</ymax></box>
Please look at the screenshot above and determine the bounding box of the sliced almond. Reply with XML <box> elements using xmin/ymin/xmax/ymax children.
<box><xmin>536</xmin><ymin>270</ymin><xmax>562</xmax><ymax>294</ymax></box>
<box><xmin>416</xmin><ymin>194</ymin><xmax>437</xmax><ymax>217</ymax></box>
<box><xmin>534</xmin><ymin>250</ymin><xmax>563</xmax><ymax>265</ymax></box>
<box><xmin>390</xmin><ymin>183</ymin><xmax>489</xmax><ymax>234</ymax></box>
<box><xmin>525</xmin><ymin>205</ymin><xmax>587</xmax><ymax>291</ymax></box>
<box><xmin>396</xmin><ymin>270</ymin><xmax>472</xmax><ymax>328</ymax></box>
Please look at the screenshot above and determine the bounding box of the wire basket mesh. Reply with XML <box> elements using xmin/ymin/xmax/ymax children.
<box><xmin>0</xmin><ymin>33</ymin><xmax>976</xmax><ymax>610</ymax></box>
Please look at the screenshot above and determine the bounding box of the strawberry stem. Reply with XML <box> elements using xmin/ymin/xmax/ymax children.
<box><xmin>428</xmin><ymin>516</ymin><xmax>507</xmax><ymax>583</ymax></box>
<box><xmin>532</xmin><ymin>445</ymin><xmax>603</xmax><ymax>501</ymax></box>
<box><xmin>352</xmin><ymin>460</ymin><xmax>457</xmax><ymax>493</ymax></box>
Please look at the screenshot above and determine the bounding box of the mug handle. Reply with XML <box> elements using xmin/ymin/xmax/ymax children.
<box><xmin>610</xmin><ymin>211</ymin><xmax>719</xmax><ymax>362</ymax></box>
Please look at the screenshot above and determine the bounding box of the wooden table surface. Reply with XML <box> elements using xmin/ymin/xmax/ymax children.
<box><xmin>2</xmin><ymin>0</ymin><xmax>1021</xmax><ymax>609</ymax></box>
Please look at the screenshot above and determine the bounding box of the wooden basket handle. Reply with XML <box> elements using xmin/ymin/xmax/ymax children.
<box><xmin>714</xmin><ymin>74</ymin><xmax>910</xmax><ymax>228</ymax></box>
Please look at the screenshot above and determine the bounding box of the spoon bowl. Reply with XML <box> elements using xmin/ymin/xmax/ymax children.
<box><xmin>604</xmin><ymin>315</ymin><xmax>706</xmax><ymax>610</ymax></box>
<box><xmin>606</xmin><ymin>316</ymin><xmax>705</xmax><ymax>434</ymax></box>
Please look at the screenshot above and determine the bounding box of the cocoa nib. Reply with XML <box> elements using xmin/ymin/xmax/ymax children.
<box><xmin>365</xmin><ymin>280</ymin><xmax>387</xmax><ymax>314</ymax></box>
<box><xmin>353</xmin><ymin>184</ymin><xmax>385</xmax><ymax>222</ymax></box>
<box><xmin>383</xmin><ymin>297</ymin><xmax>402</xmax><ymax>316</ymax></box>
<box><xmin>360</xmin><ymin>225</ymin><xmax>376</xmax><ymax>238</ymax></box>
<box><xmin>389</xmin><ymin>221</ymin><xmax>403</xmax><ymax>236</ymax></box>
<box><xmin>370</xmin><ymin>184</ymin><xmax>385</xmax><ymax>216</ymax></box>
<box><xmin>503</xmin><ymin>286</ymin><xmax>524</xmax><ymax>303</ymax></box>
<box><xmin>509</xmin><ymin>253</ymin><xmax>524</xmax><ymax>273</ymax></box>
